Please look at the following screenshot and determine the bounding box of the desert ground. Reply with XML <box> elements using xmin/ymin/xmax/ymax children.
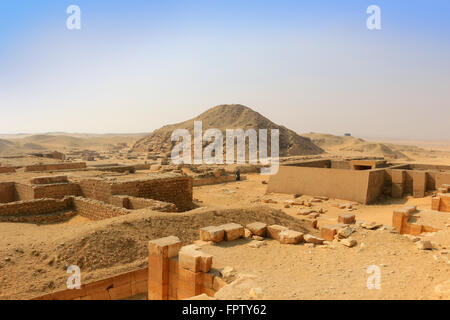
<box><xmin>0</xmin><ymin>107</ymin><xmax>449</xmax><ymax>300</ymax></box>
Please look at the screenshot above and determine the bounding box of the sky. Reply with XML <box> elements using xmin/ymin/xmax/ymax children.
<box><xmin>0</xmin><ymin>0</ymin><xmax>449</xmax><ymax>140</ymax></box>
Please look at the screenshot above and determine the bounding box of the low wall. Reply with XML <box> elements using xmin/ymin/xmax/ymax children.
<box><xmin>33</xmin><ymin>183</ymin><xmax>81</xmax><ymax>199</ymax></box>
<box><xmin>110</xmin><ymin>177</ymin><xmax>193</xmax><ymax>211</ymax></box>
<box><xmin>24</xmin><ymin>162</ymin><xmax>86</xmax><ymax>172</ymax></box>
<box><xmin>72</xmin><ymin>197</ymin><xmax>130</xmax><ymax>221</ymax></box>
<box><xmin>267</xmin><ymin>166</ymin><xmax>377</xmax><ymax>204</ymax></box>
<box><xmin>432</xmin><ymin>194</ymin><xmax>450</xmax><ymax>212</ymax></box>
<box><xmin>30</xmin><ymin>176</ymin><xmax>68</xmax><ymax>185</ymax></box>
<box><xmin>0</xmin><ymin>167</ymin><xmax>16</xmax><ymax>173</ymax></box>
<box><xmin>110</xmin><ymin>195</ymin><xmax>177</xmax><ymax>212</ymax></box>
<box><xmin>392</xmin><ymin>209</ymin><xmax>441</xmax><ymax>235</ymax></box>
<box><xmin>0</xmin><ymin>198</ymin><xmax>73</xmax><ymax>223</ymax></box>
<box><xmin>32</xmin><ymin>268</ymin><xmax>148</xmax><ymax>300</ymax></box>
<box><xmin>193</xmin><ymin>175</ymin><xmax>244</xmax><ymax>186</ymax></box>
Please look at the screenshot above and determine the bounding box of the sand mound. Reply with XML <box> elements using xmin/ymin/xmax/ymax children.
<box><xmin>132</xmin><ymin>104</ymin><xmax>324</xmax><ymax>157</ymax></box>
<box><xmin>0</xmin><ymin>134</ymin><xmax>146</xmax><ymax>156</ymax></box>
<box><xmin>0</xmin><ymin>206</ymin><xmax>314</xmax><ymax>299</ymax></box>
<box><xmin>302</xmin><ymin>133</ymin><xmax>413</xmax><ymax>159</ymax></box>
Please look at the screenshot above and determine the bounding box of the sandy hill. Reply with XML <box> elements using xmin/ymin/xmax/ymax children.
<box><xmin>0</xmin><ymin>134</ymin><xmax>146</xmax><ymax>156</ymax></box>
<box><xmin>132</xmin><ymin>104</ymin><xmax>324</xmax><ymax>157</ymax></box>
<box><xmin>301</xmin><ymin>133</ymin><xmax>430</xmax><ymax>160</ymax></box>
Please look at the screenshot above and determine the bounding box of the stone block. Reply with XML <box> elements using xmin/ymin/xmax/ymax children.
<box><xmin>267</xmin><ymin>225</ymin><xmax>288</xmax><ymax>240</ymax></box>
<box><xmin>220</xmin><ymin>223</ymin><xmax>245</xmax><ymax>241</ymax></box>
<box><xmin>200</xmin><ymin>226</ymin><xmax>225</xmax><ymax>243</ymax></box>
<box><xmin>246</xmin><ymin>222</ymin><xmax>267</xmax><ymax>236</ymax></box>
<box><xmin>338</xmin><ymin>214</ymin><xmax>356</xmax><ymax>224</ymax></box>
<box><xmin>321</xmin><ymin>225</ymin><xmax>339</xmax><ymax>241</ymax></box>
<box><xmin>179</xmin><ymin>246</ymin><xmax>213</xmax><ymax>273</ymax></box>
<box><xmin>303</xmin><ymin>234</ymin><xmax>324</xmax><ymax>245</ymax></box>
<box><xmin>278</xmin><ymin>230</ymin><xmax>303</xmax><ymax>244</ymax></box>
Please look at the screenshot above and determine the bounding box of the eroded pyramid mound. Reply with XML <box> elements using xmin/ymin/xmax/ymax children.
<box><xmin>132</xmin><ymin>104</ymin><xmax>323</xmax><ymax>157</ymax></box>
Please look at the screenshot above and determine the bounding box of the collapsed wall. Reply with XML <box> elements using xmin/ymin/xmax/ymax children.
<box><xmin>24</xmin><ymin>162</ymin><xmax>86</xmax><ymax>172</ymax></box>
<box><xmin>0</xmin><ymin>198</ymin><xmax>74</xmax><ymax>223</ymax></box>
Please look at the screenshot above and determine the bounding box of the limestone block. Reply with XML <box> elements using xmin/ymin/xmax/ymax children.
<box><xmin>267</xmin><ymin>225</ymin><xmax>288</xmax><ymax>240</ymax></box>
<box><xmin>303</xmin><ymin>234</ymin><xmax>324</xmax><ymax>245</ymax></box>
<box><xmin>220</xmin><ymin>223</ymin><xmax>245</xmax><ymax>241</ymax></box>
<box><xmin>338</xmin><ymin>214</ymin><xmax>356</xmax><ymax>224</ymax></box>
<box><xmin>200</xmin><ymin>226</ymin><xmax>225</xmax><ymax>243</ymax></box>
<box><xmin>278</xmin><ymin>230</ymin><xmax>304</xmax><ymax>244</ymax></box>
<box><xmin>246</xmin><ymin>222</ymin><xmax>267</xmax><ymax>237</ymax></box>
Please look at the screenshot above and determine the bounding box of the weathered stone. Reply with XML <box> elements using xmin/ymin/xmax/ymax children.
<box><xmin>321</xmin><ymin>225</ymin><xmax>339</xmax><ymax>241</ymax></box>
<box><xmin>303</xmin><ymin>234</ymin><xmax>324</xmax><ymax>245</ymax></box>
<box><xmin>337</xmin><ymin>227</ymin><xmax>355</xmax><ymax>239</ymax></box>
<box><xmin>200</xmin><ymin>226</ymin><xmax>225</xmax><ymax>243</ymax></box>
<box><xmin>220</xmin><ymin>223</ymin><xmax>245</xmax><ymax>241</ymax></box>
<box><xmin>252</xmin><ymin>235</ymin><xmax>264</xmax><ymax>241</ymax></box>
<box><xmin>278</xmin><ymin>230</ymin><xmax>304</xmax><ymax>244</ymax></box>
<box><xmin>248</xmin><ymin>241</ymin><xmax>267</xmax><ymax>248</ymax></box>
<box><xmin>338</xmin><ymin>214</ymin><xmax>356</xmax><ymax>224</ymax></box>
<box><xmin>340</xmin><ymin>239</ymin><xmax>357</xmax><ymax>247</ymax></box>
<box><xmin>416</xmin><ymin>240</ymin><xmax>432</xmax><ymax>250</ymax></box>
<box><xmin>179</xmin><ymin>246</ymin><xmax>213</xmax><ymax>273</ymax></box>
<box><xmin>244</xmin><ymin>228</ymin><xmax>252</xmax><ymax>238</ymax></box>
<box><xmin>246</xmin><ymin>222</ymin><xmax>267</xmax><ymax>237</ymax></box>
<box><xmin>267</xmin><ymin>225</ymin><xmax>288</xmax><ymax>240</ymax></box>
<box><xmin>298</xmin><ymin>209</ymin><xmax>313</xmax><ymax>215</ymax></box>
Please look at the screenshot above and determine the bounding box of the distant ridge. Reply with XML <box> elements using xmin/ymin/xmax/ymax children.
<box><xmin>131</xmin><ymin>104</ymin><xmax>324</xmax><ymax>156</ymax></box>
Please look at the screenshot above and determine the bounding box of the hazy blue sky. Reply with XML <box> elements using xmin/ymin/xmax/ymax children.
<box><xmin>0</xmin><ymin>0</ymin><xmax>449</xmax><ymax>139</ymax></box>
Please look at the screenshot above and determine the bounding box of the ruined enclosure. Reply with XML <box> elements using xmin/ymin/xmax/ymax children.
<box><xmin>0</xmin><ymin>168</ymin><xmax>194</xmax><ymax>223</ymax></box>
<box><xmin>268</xmin><ymin>159</ymin><xmax>450</xmax><ymax>204</ymax></box>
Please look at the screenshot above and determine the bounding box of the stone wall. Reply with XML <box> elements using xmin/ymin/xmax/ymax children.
<box><xmin>14</xmin><ymin>183</ymin><xmax>35</xmax><ymax>201</ymax></box>
<box><xmin>72</xmin><ymin>197</ymin><xmax>130</xmax><ymax>221</ymax></box>
<box><xmin>110</xmin><ymin>195</ymin><xmax>177</xmax><ymax>212</ymax></box>
<box><xmin>32</xmin><ymin>268</ymin><xmax>148</xmax><ymax>300</ymax></box>
<box><xmin>78</xmin><ymin>179</ymin><xmax>113</xmax><ymax>203</ymax></box>
<box><xmin>30</xmin><ymin>176</ymin><xmax>68</xmax><ymax>185</ymax></box>
<box><xmin>0</xmin><ymin>167</ymin><xmax>16</xmax><ymax>173</ymax></box>
<box><xmin>0</xmin><ymin>198</ymin><xmax>73</xmax><ymax>223</ymax></box>
<box><xmin>110</xmin><ymin>177</ymin><xmax>193</xmax><ymax>211</ymax></box>
<box><xmin>33</xmin><ymin>183</ymin><xmax>81</xmax><ymax>199</ymax></box>
<box><xmin>24</xmin><ymin>162</ymin><xmax>86</xmax><ymax>172</ymax></box>
<box><xmin>267</xmin><ymin>166</ymin><xmax>379</xmax><ymax>204</ymax></box>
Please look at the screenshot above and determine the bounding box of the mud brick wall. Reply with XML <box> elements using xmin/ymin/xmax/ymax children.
<box><xmin>366</xmin><ymin>169</ymin><xmax>387</xmax><ymax>203</ymax></box>
<box><xmin>14</xmin><ymin>183</ymin><xmax>35</xmax><ymax>201</ymax></box>
<box><xmin>0</xmin><ymin>167</ymin><xmax>16</xmax><ymax>173</ymax></box>
<box><xmin>30</xmin><ymin>176</ymin><xmax>68</xmax><ymax>185</ymax></box>
<box><xmin>110</xmin><ymin>195</ymin><xmax>177</xmax><ymax>212</ymax></box>
<box><xmin>110</xmin><ymin>177</ymin><xmax>193</xmax><ymax>211</ymax></box>
<box><xmin>24</xmin><ymin>162</ymin><xmax>86</xmax><ymax>172</ymax></box>
<box><xmin>72</xmin><ymin>197</ymin><xmax>130</xmax><ymax>221</ymax></box>
<box><xmin>32</xmin><ymin>268</ymin><xmax>148</xmax><ymax>300</ymax></box>
<box><xmin>33</xmin><ymin>183</ymin><xmax>81</xmax><ymax>199</ymax></box>
<box><xmin>0</xmin><ymin>198</ymin><xmax>72</xmax><ymax>217</ymax></box>
<box><xmin>78</xmin><ymin>179</ymin><xmax>113</xmax><ymax>203</ymax></box>
<box><xmin>95</xmin><ymin>166</ymin><xmax>135</xmax><ymax>173</ymax></box>
<box><xmin>0</xmin><ymin>182</ymin><xmax>15</xmax><ymax>203</ymax></box>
